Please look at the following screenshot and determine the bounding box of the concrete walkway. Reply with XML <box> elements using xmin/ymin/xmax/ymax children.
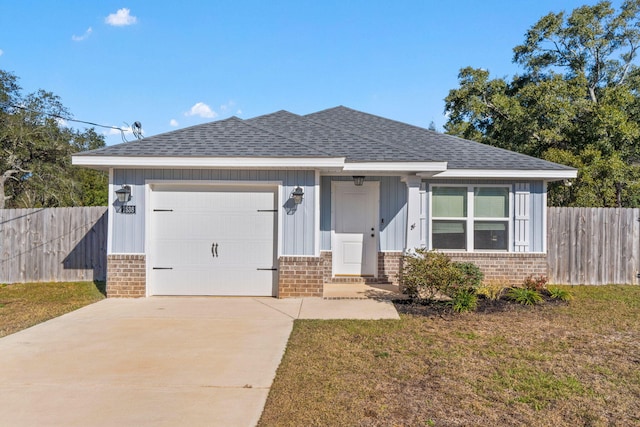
<box><xmin>0</xmin><ymin>297</ymin><xmax>398</xmax><ymax>427</ymax></box>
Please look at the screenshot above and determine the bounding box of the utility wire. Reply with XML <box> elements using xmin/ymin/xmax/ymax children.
<box><xmin>0</xmin><ymin>101</ymin><xmax>142</xmax><ymax>142</ymax></box>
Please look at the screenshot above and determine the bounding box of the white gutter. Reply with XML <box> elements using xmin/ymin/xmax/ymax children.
<box><xmin>422</xmin><ymin>169</ymin><xmax>578</xmax><ymax>180</ymax></box>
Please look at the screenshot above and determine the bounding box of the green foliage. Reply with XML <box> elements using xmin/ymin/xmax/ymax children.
<box><xmin>444</xmin><ymin>1</ymin><xmax>640</xmax><ymax>207</ymax></box>
<box><xmin>456</xmin><ymin>262</ymin><xmax>484</xmax><ymax>289</ymax></box>
<box><xmin>451</xmin><ymin>289</ymin><xmax>478</xmax><ymax>313</ymax></box>
<box><xmin>477</xmin><ymin>281</ymin><xmax>509</xmax><ymax>301</ymax></box>
<box><xmin>523</xmin><ymin>275</ymin><xmax>549</xmax><ymax>292</ymax></box>
<box><xmin>401</xmin><ymin>249</ymin><xmax>482</xmax><ymax>307</ymax></box>
<box><xmin>508</xmin><ymin>287</ymin><xmax>544</xmax><ymax>306</ymax></box>
<box><xmin>549</xmin><ymin>286</ymin><xmax>573</xmax><ymax>302</ymax></box>
<box><xmin>0</xmin><ymin>69</ymin><xmax>107</xmax><ymax>208</ymax></box>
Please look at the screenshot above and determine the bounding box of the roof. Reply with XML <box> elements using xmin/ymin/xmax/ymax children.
<box><xmin>73</xmin><ymin>106</ymin><xmax>576</xmax><ymax>179</ymax></box>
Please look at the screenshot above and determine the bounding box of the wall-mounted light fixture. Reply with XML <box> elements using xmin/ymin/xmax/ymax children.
<box><xmin>115</xmin><ymin>185</ymin><xmax>132</xmax><ymax>203</ymax></box>
<box><xmin>353</xmin><ymin>176</ymin><xmax>365</xmax><ymax>186</ymax></box>
<box><xmin>291</xmin><ymin>186</ymin><xmax>304</xmax><ymax>204</ymax></box>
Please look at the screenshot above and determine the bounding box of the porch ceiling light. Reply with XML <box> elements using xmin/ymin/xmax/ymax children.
<box><xmin>353</xmin><ymin>176</ymin><xmax>365</xmax><ymax>186</ymax></box>
<box><xmin>291</xmin><ymin>186</ymin><xmax>304</xmax><ymax>204</ymax></box>
<box><xmin>115</xmin><ymin>185</ymin><xmax>132</xmax><ymax>203</ymax></box>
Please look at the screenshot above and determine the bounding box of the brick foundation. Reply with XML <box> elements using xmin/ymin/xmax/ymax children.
<box><xmin>378</xmin><ymin>252</ymin><xmax>403</xmax><ymax>285</ymax></box>
<box><xmin>444</xmin><ymin>252</ymin><xmax>547</xmax><ymax>285</ymax></box>
<box><xmin>277</xmin><ymin>256</ymin><xmax>324</xmax><ymax>298</ymax></box>
<box><xmin>106</xmin><ymin>254</ymin><xmax>146</xmax><ymax>298</ymax></box>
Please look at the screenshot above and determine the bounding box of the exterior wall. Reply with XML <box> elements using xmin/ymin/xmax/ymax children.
<box><xmin>320</xmin><ymin>176</ymin><xmax>407</xmax><ymax>251</ymax></box>
<box><xmin>277</xmin><ymin>256</ymin><xmax>324</xmax><ymax>297</ymax></box>
<box><xmin>422</xmin><ymin>179</ymin><xmax>547</xmax><ymax>253</ymax></box>
<box><xmin>445</xmin><ymin>252</ymin><xmax>547</xmax><ymax>285</ymax></box>
<box><xmin>378</xmin><ymin>252</ymin><xmax>403</xmax><ymax>285</ymax></box>
<box><xmin>106</xmin><ymin>254</ymin><xmax>146</xmax><ymax>297</ymax></box>
<box><xmin>111</xmin><ymin>168</ymin><xmax>317</xmax><ymax>256</ymax></box>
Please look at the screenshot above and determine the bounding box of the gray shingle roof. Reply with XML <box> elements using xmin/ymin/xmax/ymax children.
<box><xmin>75</xmin><ymin>106</ymin><xmax>574</xmax><ymax>171</ymax></box>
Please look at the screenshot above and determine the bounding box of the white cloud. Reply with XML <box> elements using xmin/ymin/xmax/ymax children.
<box><xmin>0</xmin><ymin>49</ymin><xmax>3</xmax><ymax>56</ymax></box>
<box><xmin>105</xmin><ymin>8</ymin><xmax>137</xmax><ymax>26</ymax></box>
<box><xmin>55</xmin><ymin>118</ymin><xmax>68</xmax><ymax>127</ymax></box>
<box><xmin>236</xmin><ymin>109</ymin><xmax>242</xmax><ymax>116</ymax></box>
<box><xmin>185</xmin><ymin>102</ymin><xmax>217</xmax><ymax>119</ymax></box>
<box><xmin>72</xmin><ymin>27</ymin><xmax>93</xmax><ymax>42</ymax></box>
<box><xmin>169</xmin><ymin>119</ymin><xmax>179</xmax><ymax>127</ymax></box>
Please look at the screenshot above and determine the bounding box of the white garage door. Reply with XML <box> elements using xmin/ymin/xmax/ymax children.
<box><xmin>149</xmin><ymin>185</ymin><xmax>277</xmax><ymax>296</ymax></box>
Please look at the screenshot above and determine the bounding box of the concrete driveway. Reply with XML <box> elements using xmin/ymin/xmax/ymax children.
<box><xmin>0</xmin><ymin>297</ymin><xmax>398</xmax><ymax>426</ymax></box>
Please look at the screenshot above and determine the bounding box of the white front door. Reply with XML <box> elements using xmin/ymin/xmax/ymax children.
<box><xmin>331</xmin><ymin>181</ymin><xmax>379</xmax><ymax>276</ymax></box>
<box><xmin>148</xmin><ymin>185</ymin><xmax>277</xmax><ymax>296</ymax></box>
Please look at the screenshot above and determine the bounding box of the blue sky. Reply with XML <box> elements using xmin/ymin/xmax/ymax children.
<box><xmin>0</xmin><ymin>1</ymin><xmax>615</xmax><ymax>145</ymax></box>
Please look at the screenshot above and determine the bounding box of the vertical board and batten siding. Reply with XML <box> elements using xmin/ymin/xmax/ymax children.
<box><xmin>0</xmin><ymin>207</ymin><xmax>107</xmax><ymax>283</ymax></box>
<box><xmin>421</xmin><ymin>180</ymin><xmax>545</xmax><ymax>252</ymax></box>
<box><xmin>111</xmin><ymin>169</ymin><xmax>316</xmax><ymax>255</ymax></box>
<box><xmin>547</xmin><ymin>207</ymin><xmax>640</xmax><ymax>285</ymax></box>
<box><xmin>320</xmin><ymin>176</ymin><xmax>407</xmax><ymax>251</ymax></box>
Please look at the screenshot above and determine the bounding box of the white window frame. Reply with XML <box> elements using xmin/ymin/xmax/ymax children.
<box><xmin>428</xmin><ymin>184</ymin><xmax>513</xmax><ymax>252</ymax></box>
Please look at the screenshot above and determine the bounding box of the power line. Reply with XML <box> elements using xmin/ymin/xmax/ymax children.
<box><xmin>0</xmin><ymin>101</ymin><xmax>143</xmax><ymax>142</ymax></box>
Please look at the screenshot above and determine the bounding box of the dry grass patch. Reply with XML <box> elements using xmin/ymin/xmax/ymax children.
<box><xmin>0</xmin><ymin>281</ymin><xmax>105</xmax><ymax>337</ymax></box>
<box><xmin>259</xmin><ymin>286</ymin><xmax>640</xmax><ymax>426</ymax></box>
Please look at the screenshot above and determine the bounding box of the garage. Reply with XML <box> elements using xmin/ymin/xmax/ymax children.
<box><xmin>148</xmin><ymin>184</ymin><xmax>278</xmax><ymax>296</ymax></box>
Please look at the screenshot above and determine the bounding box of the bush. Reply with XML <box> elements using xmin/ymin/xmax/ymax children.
<box><xmin>456</xmin><ymin>262</ymin><xmax>484</xmax><ymax>290</ymax></box>
<box><xmin>507</xmin><ymin>287</ymin><xmax>543</xmax><ymax>305</ymax></box>
<box><xmin>451</xmin><ymin>289</ymin><xmax>478</xmax><ymax>313</ymax></box>
<box><xmin>548</xmin><ymin>286</ymin><xmax>572</xmax><ymax>301</ymax></box>
<box><xmin>477</xmin><ymin>281</ymin><xmax>509</xmax><ymax>301</ymax></box>
<box><xmin>401</xmin><ymin>250</ymin><xmax>482</xmax><ymax>308</ymax></box>
<box><xmin>523</xmin><ymin>275</ymin><xmax>548</xmax><ymax>292</ymax></box>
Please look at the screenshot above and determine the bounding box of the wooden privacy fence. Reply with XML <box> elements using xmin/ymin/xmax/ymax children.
<box><xmin>0</xmin><ymin>207</ymin><xmax>107</xmax><ymax>283</ymax></box>
<box><xmin>547</xmin><ymin>207</ymin><xmax>640</xmax><ymax>285</ymax></box>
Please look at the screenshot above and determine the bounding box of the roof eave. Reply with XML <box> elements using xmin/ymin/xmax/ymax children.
<box><xmin>423</xmin><ymin>169</ymin><xmax>578</xmax><ymax>180</ymax></box>
<box><xmin>71</xmin><ymin>155</ymin><xmax>347</xmax><ymax>170</ymax></box>
<box><xmin>343</xmin><ymin>162</ymin><xmax>447</xmax><ymax>173</ymax></box>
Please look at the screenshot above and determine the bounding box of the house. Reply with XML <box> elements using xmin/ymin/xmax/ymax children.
<box><xmin>72</xmin><ymin>106</ymin><xmax>577</xmax><ymax>298</ymax></box>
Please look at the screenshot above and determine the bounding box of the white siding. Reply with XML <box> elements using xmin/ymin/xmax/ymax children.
<box><xmin>110</xmin><ymin>169</ymin><xmax>316</xmax><ymax>256</ymax></box>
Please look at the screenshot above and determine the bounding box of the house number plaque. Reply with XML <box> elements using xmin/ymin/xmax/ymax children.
<box><xmin>119</xmin><ymin>205</ymin><xmax>136</xmax><ymax>214</ymax></box>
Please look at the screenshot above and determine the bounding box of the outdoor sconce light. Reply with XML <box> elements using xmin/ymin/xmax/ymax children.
<box><xmin>291</xmin><ymin>186</ymin><xmax>304</xmax><ymax>204</ymax></box>
<box><xmin>115</xmin><ymin>185</ymin><xmax>132</xmax><ymax>203</ymax></box>
<box><xmin>353</xmin><ymin>176</ymin><xmax>365</xmax><ymax>186</ymax></box>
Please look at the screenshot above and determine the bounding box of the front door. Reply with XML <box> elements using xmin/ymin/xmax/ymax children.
<box><xmin>331</xmin><ymin>181</ymin><xmax>379</xmax><ymax>276</ymax></box>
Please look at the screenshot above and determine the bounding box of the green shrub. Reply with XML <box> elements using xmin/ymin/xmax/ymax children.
<box><xmin>523</xmin><ymin>275</ymin><xmax>548</xmax><ymax>292</ymax></box>
<box><xmin>455</xmin><ymin>262</ymin><xmax>484</xmax><ymax>290</ymax></box>
<box><xmin>400</xmin><ymin>249</ymin><xmax>483</xmax><ymax>304</ymax></box>
<box><xmin>401</xmin><ymin>249</ymin><xmax>464</xmax><ymax>301</ymax></box>
<box><xmin>477</xmin><ymin>281</ymin><xmax>509</xmax><ymax>301</ymax></box>
<box><xmin>508</xmin><ymin>287</ymin><xmax>543</xmax><ymax>305</ymax></box>
<box><xmin>548</xmin><ymin>286</ymin><xmax>572</xmax><ymax>301</ymax></box>
<box><xmin>451</xmin><ymin>289</ymin><xmax>478</xmax><ymax>313</ymax></box>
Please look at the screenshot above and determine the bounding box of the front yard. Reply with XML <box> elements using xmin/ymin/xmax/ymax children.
<box><xmin>0</xmin><ymin>281</ymin><xmax>105</xmax><ymax>338</ymax></box>
<box><xmin>260</xmin><ymin>286</ymin><xmax>640</xmax><ymax>426</ymax></box>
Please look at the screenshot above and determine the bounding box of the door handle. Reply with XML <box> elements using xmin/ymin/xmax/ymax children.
<box><xmin>211</xmin><ymin>243</ymin><xmax>219</xmax><ymax>258</ymax></box>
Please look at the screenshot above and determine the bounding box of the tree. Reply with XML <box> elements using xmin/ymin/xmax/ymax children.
<box><xmin>0</xmin><ymin>69</ymin><xmax>108</xmax><ymax>208</ymax></box>
<box><xmin>444</xmin><ymin>1</ymin><xmax>640</xmax><ymax>207</ymax></box>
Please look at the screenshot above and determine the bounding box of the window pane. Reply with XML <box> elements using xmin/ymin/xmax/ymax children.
<box><xmin>474</xmin><ymin>221</ymin><xmax>508</xmax><ymax>250</ymax></box>
<box><xmin>432</xmin><ymin>220</ymin><xmax>466</xmax><ymax>250</ymax></box>
<box><xmin>433</xmin><ymin>187</ymin><xmax>467</xmax><ymax>217</ymax></box>
<box><xmin>474</xmin><ymin>187</ymin><xmax>508</xmax><ymax>218</ymax></box>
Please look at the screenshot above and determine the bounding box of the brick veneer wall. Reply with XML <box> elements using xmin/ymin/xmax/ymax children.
<box><xmin>378</xmin><ymin>252</ymin><xmax>403</xmax><ymax>285</ymax></box>
<box><xmin>444</xmin><ymin>252</ymin><xmax>547</xmax><ymax>285</ymax></box>
<box><xmin>106</xmin><ymin>254</ymin><xmax>146</xmax><ymax>298</ymax></box>
<box><xmin>278</xmin><ymin>256</ymin><xmax>324</xmax><ymax>298</ymax></box>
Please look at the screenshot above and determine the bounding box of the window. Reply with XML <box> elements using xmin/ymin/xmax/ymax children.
<box><xmin>431</xmin><ymin>186</ymin><xmax>510</xmax><ymax>251</ymax></box>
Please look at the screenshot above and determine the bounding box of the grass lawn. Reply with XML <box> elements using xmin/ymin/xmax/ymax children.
<box><xmin>259</xmin><ymin>286</ymin><xmax>640</xmax><ymax>426</ymax></box>
<box><xmin>0</xmin><ymin>281</ymin><xmax>105</xmax><ymax>338</ymax></box>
